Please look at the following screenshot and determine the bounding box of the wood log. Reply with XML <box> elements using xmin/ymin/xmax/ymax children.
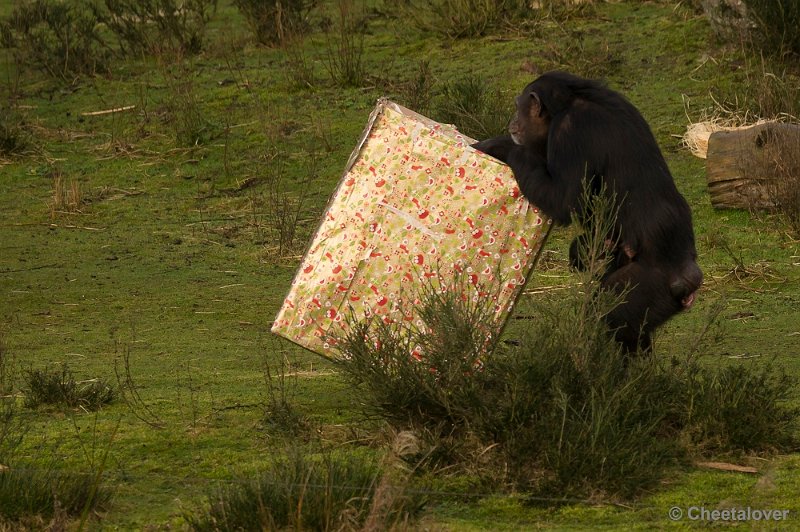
<box><xmin>706</xmin><ymin>122</ymin><xmax>800</xmax><ymax>210</ymax></box>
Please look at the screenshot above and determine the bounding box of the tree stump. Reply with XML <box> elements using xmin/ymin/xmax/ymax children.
<box><xmin>705</xmin><ymin>122</ymin><xmax>800</xmax><ymax>209</ymax></box>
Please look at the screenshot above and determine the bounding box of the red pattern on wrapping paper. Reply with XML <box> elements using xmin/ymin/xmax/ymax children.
<box><xmin>271</xmin><ymin>103</ymin><xmax>548</xmax><ymax>357</ymax></box>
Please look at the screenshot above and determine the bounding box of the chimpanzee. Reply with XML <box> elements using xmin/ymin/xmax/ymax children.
<box><xmin>473</xmin><ymin>71</ymin><xmax>702</xmax><ymax>353</ymax></box>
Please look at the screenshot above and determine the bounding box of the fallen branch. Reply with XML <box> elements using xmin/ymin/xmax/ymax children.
<box><xmin>695</xmin><ymin>461</ymin><xmax>758</xmax><ymax>474</ymax></box>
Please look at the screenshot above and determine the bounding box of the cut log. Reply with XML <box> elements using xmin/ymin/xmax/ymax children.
<box><xmin>706</xmin><ymin>122</ymin><xmax>800</xmax><ymax>209</ymax></box>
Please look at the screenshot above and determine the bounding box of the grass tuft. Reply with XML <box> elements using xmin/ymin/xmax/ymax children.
<box><xmin>184</xmin><ymin>450</ymin><xmax>424</xmax><ymax>531</ymax></box>
<box><xmin>23</xmin><ymin>365</ymin><xmax>115</xmax><ymax>411</ymax></box>
<box><xmin>0</xmin><ymin>465</ymin><xmax>111</xmax><ymax>525</ymax></box>
<box><xmin>233</xmin><ymin>0</ymin><xmax>316</xmax><ymax>47</ymax></box>
<box><xmin>0</xmin><ymin>108</ymin><xmax>34</xmax><ymax>159</ymax></box>
<box><xmin>744</xmin><ymin>0</ymin><xmax>800</xmax><ymax>59</ymax></box>
<box><xmin>433</xmin><ymin>75</ymin><xmax>512</xmax><ymax>140</ymax></box>
<box><xmin>403</xmin><ymin>0</ymin><xmax>505</xmax><ymax>39</ymax></box>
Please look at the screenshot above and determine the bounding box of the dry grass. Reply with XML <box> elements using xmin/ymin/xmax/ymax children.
<box><xmin>48</xmin><ymin>168</ymin><xmax>84</xmax><ymax>219</ymax></box>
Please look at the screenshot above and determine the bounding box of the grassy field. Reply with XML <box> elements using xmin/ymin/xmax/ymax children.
<box><xmin>1</xmin><ymin>0</ymin><xmax>800</xmax><ymax>529</ymax></box>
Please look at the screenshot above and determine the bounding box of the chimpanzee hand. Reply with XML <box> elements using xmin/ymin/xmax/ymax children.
<box><xmin>471</xmin><ymin>135</ymin><xmax>517</xmax><ymax>163</ymax></box>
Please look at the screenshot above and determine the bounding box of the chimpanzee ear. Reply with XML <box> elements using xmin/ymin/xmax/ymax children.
<box><xmin>530</xmin><ymin>91</ymin><xmax>544</xmax><ymax>117</ymax></box>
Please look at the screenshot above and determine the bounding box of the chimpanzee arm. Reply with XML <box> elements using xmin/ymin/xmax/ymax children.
<box><xmin>505</xmin><ymin>147</ymin><xmax>582</xmax><ymax>226</ymax></box>
<box><xmin>471</xmin><ymin>135</ymin><xmax>517</xmax><ymax>163</ymax></box>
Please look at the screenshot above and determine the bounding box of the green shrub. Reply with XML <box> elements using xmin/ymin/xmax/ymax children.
<box><xmin>0</xmin><ymin>0</ymin><xmax>110</xmax><ymax>79</ymax></box>
<box><xmin>433</xmin><ymin>76</ymin><xmax>512</xmax><ymax>140</ymax></box>
<box><xmin>97</xmin><ymin>0</ymin><xmax>218</xmax><ymax>56</ymax></box>
<box><xmin>334</xmin><ymin>275</ymin><xmax>504</xmax><ymax>433</ymax></box>
<box><xmin>0</xmin><ymin>336</ymin><xmax>24</xmax><ymax>465</ymax></box>
<box><xmin>160</xmin><ymin>61</ymin><xmax>217</xmax><ymax>147</ymax></box>
<box><xmin>323</xmin><ymin>0</ymin><xmax>367</xmax><ymax>88</ymax></box>
<box><xmin>744</xmin><ymin>0</ymin><xmax>800</xmax><ymax>58</ymax></box>
<box><xmin>0</xmin><ymin>108</ymin><xmax>34</xmax><ymax>158</ymax></box>
<box><xmin>681</xmin><ymin>360</ymin><xmax>799</xmax><ymax>452</ymax></box>
<box><xmin>23</xmin><ymin>365</ymin><xmax>115</xmax><ymax>411</ymax></box>
<box><xmin>185</xmin><ymin>450</ymin><xmax>424</xmax><ymax>531</ymax></box>
<box><xmin>410</xmin><ymin>0</ymin><xmax>504</xmax><ymax>39</ymax></box>
<box><xmin>233</xmin><ymin>0</ymin><xmax>316</xmax><ymax>46</ymax></box>
<box><xmin>334</xmin><ymin>187</ymin><xmax>798</xmax><ymax>497</ymax></box>
<box><xmin>0</xmin><ymin>465</ymin><xmax>111</xmax><ymax>523</ymax></box>
<box><xmin>261</xmin><ymin>354</ymin><xmax>311</xmax><ymax>438</ymax></box>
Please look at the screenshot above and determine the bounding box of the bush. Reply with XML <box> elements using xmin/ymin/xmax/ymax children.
<box><xmin>681</xmin><ymin>361</ymin><xmax>799</xmax><ymax>452</ymax></box>
<box><xmin>185</xmin><ymin>450</ymin><xmax>424</xmax><ymax>531</ymax></box>
<box><xmin>408</xmin><ymin>0</ymin><xmax>504</xmax><ymax>39</ymax></box>
<box><xmin>323</xmin><ymin>0</ymin><xmax>367</xmax><ymax>88</ymax></box>
<box><xmin>0</xmin><ymin>108</ymin><xmax>34</xmax><ymax>158</ymax></box>
<box><xmin>0</xmin><ymin>0</ymin><xmax>110</xmax><ymax>79</ymax></box>
<box><xmin>433</xmin><ymin>76</ymin><xmax>512</xmax><ymax>140</ymax></box>
<box><xmin>744</xmin><ymin>0</ymin><xmax>800</xmax><ymax>59</ymax></box>
<box><xmin>0</xmin><ymin>465</ymin><xmax>111</xmax><ymax>524</ymax></box>
<box><xmin>23</xmin><ymin>365</ymin><xmax>115</xmax><ymax>411</ymax></box>
<box><xmin>703</xmin><ymin>0</ymin><xmax>800</xmax><ymax>59</ymax></box>
<box><xmin>97</xmin><ymin>0</ymin><xmax>218</xmax><ymax>56</ymax></box>
<box><xmin>766</xmin><ymin>129</ymin><xmax>800</xmax><ymax>235</ymax></box>
<box><xmin>334</xmin><ymin>275</ymin><xmax>504</xmax><ymax>432</ymax></box>
<box><xmin>0</xmin><ymin>336</ymin><xmax>24</xmax><ymax>466</ymax></box>
<box><xmin>160</xmin><ymin>61</ymin><xmax>217</xmax><ymax>147</ymax></box>
<box><xmin>334</xmin><ymin>188</ymin><xmax>798</xmax><ymax>497</ymax></box>
<box><xmin>233</xmin><ymin>0</ymin><xmax>316</xmax><ymax>46</ymax></box>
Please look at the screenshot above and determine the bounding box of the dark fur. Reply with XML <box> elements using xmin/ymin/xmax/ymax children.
<box><xmin>473</xmin><ymin>71</ymin><xmax>702</xmax><ymax>353</ymax></box>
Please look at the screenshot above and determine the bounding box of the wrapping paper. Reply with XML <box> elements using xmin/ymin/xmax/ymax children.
<box><xmin>271</xmin><ymin>100</ymin><xmax>550</xmax><ymax>358</ymax></box>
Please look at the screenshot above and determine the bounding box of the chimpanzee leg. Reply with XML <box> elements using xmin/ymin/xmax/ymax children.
<box><xmin>601</xmin><ymin>262</ymin><xmax>681</xmax><ymax>354</ymax></box>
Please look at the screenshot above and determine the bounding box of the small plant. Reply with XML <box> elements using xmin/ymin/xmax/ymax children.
<box><xmin>433</xmin><ymin>75</ymin><xmax>513</xmax><ymax>140</ymax></box>
<box><xmin>743</xmin><ymin>0</ymin><xmax>800</xmax><ymax>59</ymax></box>
<box><xmin>404</xmin><ymin>0</ymin><xmax>503</xmax><ymax>39</ymax></box>
<box><xmin>766</xmin><ymin>129</ymin><xmax>800</xmax><ymax>234</ymax></box>
<box><xmin>283</xmin><ymin>32</ymin><xmax>316</xmax><ymax>89</ymax></box>
<box><xmin>114</xmin><ymin>343</ymin><xmax>165</xmax><ymax>428</ymax></box>
<box><xmin>48</xmin><ymin>167</ymin><xmax>84</xmax><ymax>218</ymax></box>
<box><xmin>0</xmin><ymin>107</ymin><xmax>34</xmax><ymax>158</ymax></box>
<box><xmin>262</xmin><ymin>353</ymin><xmax>310</xmax><ymax>438</ymax></box>
<box><xmin>260</xmin><ymin>143</ymin><xmax>319</xmax><ymax>258</ymax></box>
<box><xmin>161</xmin><ymin>61</ymin><xmax>216</xmax><ymax>146</ymax></box>
<box><xmin>0</xmin><ymin>465</ymin><xmax>112</xmax><ymax>524</ymax></box>
<box><xmin>185</xmin><ymin>450</ymin><xmax>423</xmax><ymax>531</ymax></box>
<box><xmin>23</xmin><ymin>365</ymin><xmax>115</xmax><ymax>411</ymax></box>
<box><xmin>401</xmin><ymin>60</ymin><xmax>435</xmax><ymax>116</ymax></box>
<box><xmin>97</xmin><ymin>0</ymin><xmax>218</xmax><ymax>56</ymax></box>
<box><xmin>0</xmin><ymin>0</ymin><xmax>110</xmax><ymax>79</ymax></box>
<box><xmin>233</xmin><ymin>0</ymin><xmax>317</xmax><ymax>46</ymax></box>
<box><xmin>681</xmin><ymin>360</ymin><xmax>799</xmax><ymax>452</ymax></box>
<box><xmin>716</xmin><ymin>56</ymin><xmax>800</xmax><ymax>119</ymax></box>
<box><xmin>334</xmin><ymin>274</ymin><xmax>505</xmax><ymax>433</ymax></box>
<box><xmin>323</xmin><ymin>0</ymin><xmax>367</xmax><ymax>88</ymax></box>
<box><xmin>0</xmin><ymin>335</ymin><xmax>25</xmax><ymax>466</ymax></box>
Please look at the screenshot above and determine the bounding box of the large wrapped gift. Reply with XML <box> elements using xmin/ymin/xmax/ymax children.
<box><xmin>271</xmin><ymin>100</ymin><xmax>550</xmax><ymax>358</ymax></box>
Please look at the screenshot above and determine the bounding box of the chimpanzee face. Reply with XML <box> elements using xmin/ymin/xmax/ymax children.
<box><xmin>509</xmin><ymin>87</ymin><xmax>550</xmax><ymax>147</ymax></box>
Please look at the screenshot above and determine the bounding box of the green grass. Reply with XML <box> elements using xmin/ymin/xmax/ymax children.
<box><xmin>1</xmin><ymin>0</ymin><xmax>800</xmax><ymax>528</ymax></box>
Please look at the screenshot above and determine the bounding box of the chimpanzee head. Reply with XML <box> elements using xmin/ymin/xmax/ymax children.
<box><xmin>669</xmin><ymin>259</ymin><xmax>703</xmax><ymax>309</ymax></box>
<box><xmin>509</xmin><ymin>85</ymin><xmax>550</xmax><ymax>149</ymax></box>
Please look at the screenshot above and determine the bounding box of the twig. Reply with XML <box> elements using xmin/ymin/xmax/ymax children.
<box><xmin>695</xmin><ymin>461</ymin><xmax>758</xmax><ymax>474</ymax></box>
<box><xmin>81</xmin><ymin>105</ymin><xmax>136</xmax><ymax>116</ymax></box>
<box><xmin>1</xmin><ymin>263</ymin><xmax>62</xmax><ymax>274</ymax></box>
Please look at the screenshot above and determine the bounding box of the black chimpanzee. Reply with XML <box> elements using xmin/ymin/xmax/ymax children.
<box><xmin>473</xmin><ymin>70</ymin><xmax>702</xmax><ymax>353</ymax></box>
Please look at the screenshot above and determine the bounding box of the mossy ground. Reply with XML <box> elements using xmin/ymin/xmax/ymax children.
<box><xmin>1</xmin><ymin>0</ymin><xmax>799</xmax><ymax>528</ymax></box>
